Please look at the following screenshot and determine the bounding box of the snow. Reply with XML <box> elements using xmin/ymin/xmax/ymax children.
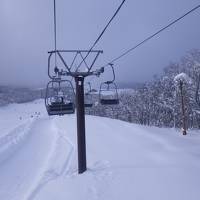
<box><xmin>0</xmin><ymin>100</ymin><xmax>200</xmax><ymax>200</ymax></box>
<box><xmin>174</xmin><ymin>72</ymin><xmax>192</xmax><ymax>84</ymax></box>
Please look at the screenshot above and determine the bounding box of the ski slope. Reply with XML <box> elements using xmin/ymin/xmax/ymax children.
<box><xmin>0</xmin><ymin>100</ymin><xmax>200</xmax><ymax>200</ymax></box>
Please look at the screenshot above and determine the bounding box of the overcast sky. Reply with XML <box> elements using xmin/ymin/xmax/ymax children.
<box><xmin>0</xmin><ymin>0</ymin><xmax>200</xmax><ymax>87</ymax></box>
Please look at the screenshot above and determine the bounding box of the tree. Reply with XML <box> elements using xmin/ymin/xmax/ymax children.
<box><xmin>174</xmin><ymin>73</ymin><xmax>191</xmax><ymax>135</ymax></box>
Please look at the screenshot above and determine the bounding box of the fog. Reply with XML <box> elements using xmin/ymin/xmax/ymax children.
<box><xmin>0</xmin><ymin>0</ymin><xmax>200</xmax><ymax>88</ymax></box>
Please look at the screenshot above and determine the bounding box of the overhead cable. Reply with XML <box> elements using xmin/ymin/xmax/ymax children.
<box><xmin>54</xmin><ymin>0</ymin><xmax>57</xmax><ymax>66</ymax></box>
<box><xmin>76</xmin><ymin>0</ymin><xmax>126</xmax><ymax>72</ymax></box>
<box><xmin>102</xmin><ymin>4</ymin><xmax>200</xmax><ymax>68</ymax></box>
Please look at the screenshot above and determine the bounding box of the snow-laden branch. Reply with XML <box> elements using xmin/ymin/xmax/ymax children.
<box><xmin>174</xmin><ymin>73</ymin><xmax>192</xmax><ymax>84</ymax></box>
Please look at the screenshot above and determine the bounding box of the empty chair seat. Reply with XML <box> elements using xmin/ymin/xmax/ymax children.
<box><xmin>47</xmin><ymin>102</ymin><xmax>75</xmax><ymax>115</ymax></box>
<box><xmin>100</xmin><ymin>98</ymin><xmax>119</xmax><ymax>105</ymax></box>
<box><xmin>84</xmin><ymin>103</ymin><xmax>93</xmax><ymax>108</ymax></box>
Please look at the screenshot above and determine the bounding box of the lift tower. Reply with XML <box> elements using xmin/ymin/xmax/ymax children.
<box><xmin>47</xmin><ymin>50</ymin><xmax>104</xmax><ymax>173</ymax></box>
<box><xmin>46</xmin><ymin>0</ymin><xmax>126</xmax><ymax>174</ymax></box>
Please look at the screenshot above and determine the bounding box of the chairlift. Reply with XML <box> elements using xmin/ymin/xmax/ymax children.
<box><xmin>45</xmin><ymin>79</ymin><xmax>75</xmax><ymax>115</ymax></box>
<box><xmin>99</xmin><ymin>64</ymin><xmax>119</xmax><ymax>105</ymax></box>
<box><xmin>84</xmin><ymin>82</ymin><xmax>93</xmax><ymax>108</ymax></box>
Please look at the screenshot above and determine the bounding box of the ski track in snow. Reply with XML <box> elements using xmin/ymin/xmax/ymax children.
<box><xmin>0</xmin><ymin>119</ymin><xmax>35</xmax><ymax>164</ymax></box>
<box><xmin>0</xmin><ymin>117</ymin><xmax>75</xmax><ymax>200</ymax></box>
<box><xmin>0</xmin><ymin>100</ymin><xmax>76</xmax><ymax>200</ymax></box>
<box><xmin>0</xmin><ymin>107</ymin><xmax>75</xmax><ymax>200</ymax></box>
<box><xmin>0</xmin><ymin>117</ymin><xmax>57</xmax><ymax>200</ymax></box>
<box><xmin>26</xmin><ymin>118</ymin><xmax>75</xmax><ymax>200</ymax></box>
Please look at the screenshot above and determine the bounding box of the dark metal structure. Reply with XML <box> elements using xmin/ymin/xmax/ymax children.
<box><xmin>75</xmin><ymin>76</ymin><xmax>87</xmax><ymax>173</ymax></box>
<box><xmin>99</xmin><ymin>64</ymin><xmax>119</xmax><ymax>105</ymax></box>
<box><xmin>47</xmin><ymin>50</ymin><xmax>103</xmax><ymax>174</ymax></box>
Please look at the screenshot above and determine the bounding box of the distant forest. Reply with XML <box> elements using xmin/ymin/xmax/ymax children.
<box><xmin>0</xmin><ymin>87</ymin><xmax>45</xmax><ymax>106</ymax></box>
<box><xmin>88</xmin><ymin>49</ymin><xmax>200</xmax><ymax>129</ymax></box>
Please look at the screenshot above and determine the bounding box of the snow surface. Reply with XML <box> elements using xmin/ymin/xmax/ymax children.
<box><xmin>0</xmin><ymin>100</ymin><xmax>200</xmax><ymax>200</ymax></box>
<box><xmin>174</xmin><ymin>72</ymin><xmax>191</xmax><ymax>84</ymax></box>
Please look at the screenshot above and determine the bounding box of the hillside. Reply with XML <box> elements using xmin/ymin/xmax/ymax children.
<box><xmin>0</xmin><ymin>86</ymin><xmax>45</xmax><ymax>106</ymax></box>
<box><xmin>0</xmin><ymin>100</ymin><xmax>200</xmax><ymax>200</ymax></box>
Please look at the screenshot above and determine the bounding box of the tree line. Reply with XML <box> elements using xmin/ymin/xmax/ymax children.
<box><xmin>87</xmin><ymin>49</ymin><xmax>200</xmax><ymax>130</ymax></box>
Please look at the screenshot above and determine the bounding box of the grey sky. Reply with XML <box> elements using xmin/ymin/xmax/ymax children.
<box><xmin>0</xmin><ymin>0</ymin><xmax>200</xmax><ymax>87</ymax></box>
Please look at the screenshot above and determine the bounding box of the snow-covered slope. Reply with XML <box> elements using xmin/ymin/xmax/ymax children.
<box><xmin>0</xmin><ymin>100</ymin><xmax>200</xmax><ymax>200</ymax></box>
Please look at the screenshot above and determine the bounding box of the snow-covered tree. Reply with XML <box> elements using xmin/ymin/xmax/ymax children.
<box><xmin>174</xmin><ymin>73</ymin><xmax>191</xmax><ymax>135</ymax></box>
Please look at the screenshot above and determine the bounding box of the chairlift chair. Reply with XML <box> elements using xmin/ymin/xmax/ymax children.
<box><xmin>99</xmin><ymin>81</ymin><xmax>119</xmax><ymax>105</ymax></box>
<box><xmin>84</xmin><ymin>82</ymin><xmax>93</xmax><ymax>108</ymax></box>
<box><xmin>45</xmin><ymin>79</ymin><xmax>75</xmax><ymax>115</ymax></box>
<box><xmin>99</xmin><ymin>64</ymin><xmax>119</xmax><ymax>105</ymax></box>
